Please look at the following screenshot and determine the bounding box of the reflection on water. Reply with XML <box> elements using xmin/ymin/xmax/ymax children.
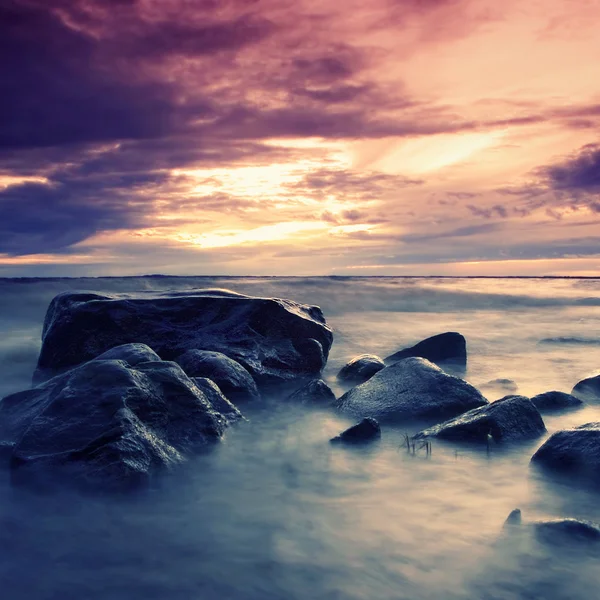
<box><xmin>0</xmin><ymin>276</ymin><xmax>599</xmax><ymax>599</ymax></box>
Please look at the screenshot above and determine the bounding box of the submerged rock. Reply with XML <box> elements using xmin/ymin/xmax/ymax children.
<box><xmin>531</xmin><ymin>390</ymin><xmax>583</xmax><ymax>412</ymax></box>
<box><xmin>192</xmin><ymin>377</ymin><xmax>245</xmax><ymax>423</ymax></box>
<box><xmin>572</xmin><ymin>375</ymin><xmax>600</xmax><ymax>402</ymax></box>
<box><xmin>414</xmin><ymin>395</ymin><xmax>546</xmax><ymax>444</ymax></box>
<box><xmin>34</xmin><ymin>289</ymin><xmax>333</xmax><ymax>387</ymax></box>
<box><xmin>330</xmin><ymin>417</ymin><xmax>381</xmax><ymax>444</ymax></box>
<box><xmin>337</xmin><ymin>354</ymin><xmax>385</xmax><ymax>384</ymax></box>
<box><xmin>504</xmin><ymin>509</ymin><xmax>600</xmax><ymax>545</ymax></box>
<box><xmin>0</xmin><ymin>359</ymin><xmax>228</xmax><ymax>490</ymax></box>
<box><xmin>285</xmin><ymin>379</ymin><xmax>336</xmax><ymax>405</ymax></box>
<box><xmin>336</xmin><ymin>357</ymin><xmax>487</xmax><ymax>423</ymax></box>
<box><xmin>176</xmin><ymin>350</ymin><xmax>259</xmax><ymax>403</ymax></box>
<box><xmin>531</xmin><ymin>422</ymin><xmax>600</xmax><ymax>479</ymax></box>
<box><xmin>479</xmin><ymin>378</ymin><xmax>518</xmax><ymax>395</ymax></box>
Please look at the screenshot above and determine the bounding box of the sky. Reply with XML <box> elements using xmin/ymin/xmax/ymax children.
<box><xmin>1</xmin><ymin>0</ymin><xmax>600</xmax><ymax>277</ymax></box>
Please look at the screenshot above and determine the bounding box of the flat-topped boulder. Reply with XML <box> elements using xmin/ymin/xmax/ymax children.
<box><xmin>385</xmin><ymin>332</ymin><xmax>467</xmax><ymax>372</ymax></box>
<box><xmin>572</xmin><ymin>374</ymin><xmax>600</xmax><ymax>402</ymax></box>
<box><xmin>337</xmin><ymin>354</ymin><xmax>385</xmax><ymax>384</ymax></box>
<box><xmin>336</xmin><ymin>357</ymin><xmax>487</xmax><ymax>423</ymax></box>
<box><xmin>531</xmin><ymin>422</ymin><xmax>600</xmax><ymax>479</ymax></box>
<box><xmin>414</xmin><ymin>395</ymin><xmax>546</xmax><ymax>444</ymax></box>
<box><xmin>1</xmin><ymin>359</ymin><xmax>229</xmax><ymax>490</ymax></box>
<box><xmin>176</xmin><ymin>350</ymin><xmax>259</xmax><ymax>403</ymax></box>
<box><xmin>531</xmin><ymin>390</ymin><xmax>583</xmax><ymax>412</ymax></box>
<box><xmin>33</xmin><ymin>289</ymin><xmax>333</xmax><ymax>387</ymax></box>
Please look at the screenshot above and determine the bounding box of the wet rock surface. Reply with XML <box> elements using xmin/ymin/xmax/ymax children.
<box><xmin>337</xmin><ymin>354</ymin><xmax>385</xmax><ymax>384</ymax></box>
<box><xmin>285</xmin><ymin>379</ymin><xmax>336</xmax><ymax>405</ymax></box>
<box><xmin>572</xmin><ymin>375</ymin><xmax>600</xmax><ymax>402</ymax></box>
<box><xmin>531</xmin><ymin>422</ymin><xmax>600</xmax><ymax>480</ymax></box>
<box><xmin>385</xmin><ymin>332</ymin><xmax>467</xmax><ymax>372</ymax></box>
<box><xmin>531</xmin><ymin>390</ymin><xmax>583</xmax><ymax>412</ymax></box>
<box><xmin>330</xmin><ymin>417</ymin><xmax>381</xmax><ymax>444</ymax></box>
<box><xmin>414</xmin><ymin>395</ymin><xmax>546</xmax><ymax>444</ymax></box>
<box><xmin>34</xmin><ymin>289</ymin><xmax>333</xmax><ymax>387</ymax></box>
<box><xmin>192</xmin><ymin>377</ymin><xmax>245</xmax><ymax>423</ymax></box>
<box><xmin>1</xmin><ymin>359</ymin><xmax>229</xmax><ymax>490</ymax></box>
<box><xmin>336</xmin><ymin>357</ymin><xmax>487</xmax><ymax>423</ymax></box>
<box><xmin>176</xmin><ymin>350</ymin><xmax>260</xmax><ymax>403</ymax></box>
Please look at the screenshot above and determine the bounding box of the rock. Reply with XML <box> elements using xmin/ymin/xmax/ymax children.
<box><xmin>90</xmin><ymin>343</ymin><xmax>161</xmax><ymax>366</ymax></box>
<box><xmin>572</xmin><ymin>374</ymin><xmax>600</xmax><ymax>402</ymax></box>
<box><xmin>385</xmin><ymin>332</ymin><xmax>467</xmax><ymax>372</ymax></box>
<box><xmin>531</xmin><ymin>422</ymin><xmax>600</xmax><ymax>479</ymax></box>
<box><xmin>504</xmin><ymin>509</ymin><xmax>600</xmax><ymax>545</ymax></box>
<box><xmin>176</xmin><ymin>350</ymin><xmax>260</xmax><ymax>403</ymax></box>
<box><xmin>531</xmin><ymin>390</ymin><xmax>583</xmax><ymax>412</ymax></box>
<box><xmin>480</xmin><ymin>378</ymin><xmax>518</xmax><ymax>395</ymax></box>
<box><xmin>192</xmin><ymin>377</ymin><xmax>245</xmax><ymax>423</ymax></box>
<box><xmin>414</xmin><ymin>395</ymin><xmax>546</xmax><ymax>444</ymax></box>
<box><xmin>534</xmin><ymin>519</ymin><xmax>600</xmax><ymax>545</ymax></box>
<box><xmin>337</xmin><ymin>354</ymin><xmax>385</xmax><ymax>384</ymax></box>
<box><xmin>285</xmin><ymin>379</ymin><xmax>336</xmax><ymax>405</ymax></box>
<box><xmin>330</xmin><ymin>417</ymin><xmax>381</xmax><ymax>444</ymax></box>
<box><xmin>33</xmin><ymin>289</ymin><xmax>333</xmax><ymax>387</ymax></box>
<box><xmin>504</xmin><ymin>508</ymin><xmax>523</xmax><ymax>526</ymax></box>
<box><xmin>336</xmin><ymin>357</ymin><xmax>487</xmax><ymax>423</ymax></box>
<box><xmin>0</xmin><ymin>359</ymin><xmax>228</xmax><ymax>490</ymax></box>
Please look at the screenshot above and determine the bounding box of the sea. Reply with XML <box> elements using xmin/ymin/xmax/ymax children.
<box><xmin>0</xmin><ymin>276</ymin><xmax>599</xmax><ymax>600</ymax></box>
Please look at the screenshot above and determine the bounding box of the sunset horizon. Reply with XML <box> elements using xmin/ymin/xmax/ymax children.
<box><xmin>2</xmin><ymin>0</ymin><xmax>599</xmax><ymax>277</ymax></box>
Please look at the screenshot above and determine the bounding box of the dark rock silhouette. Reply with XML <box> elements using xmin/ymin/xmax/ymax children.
<box><xmin>337</xmin><ymin>354</ymin><xmax>385</xmax><ymax>384</ymax></box>
<box><xmin>531</xmin><ymin>390</ymin><xmax>583</xmax><ymax>412</ymax></box>
<box><xmin>33</xmin><ymin>289</ymin><xmax>333</xmax><ymax>387</ymax></box>
<box><xmin>285</xmin><ymin>379</ymin><xmax>336</xmax><ymax>405</ymax></box>
<box><xmin>176</xmin><ymin>350</ymin><xmax>259</xmax><ymax>403</ymax></box>
<box><xmin>336</xmin><ymin>357</ymin><xmax>487</xmax><ymax>423</ymax></box>
<box><xmin>1</xmin><ymin>359</ymin><xmax>228</xmax><ymax>490</ymax></box>
<box><xmin>531</xmin><ymin>422</ymin><xmax>600</xmax><ymax>479</ymax></box>
<box><xmin>385</xmin><ymin>332</ymin><xmax>467</xmax><ymax>372</ymax></box>
<box><xmin>330</xmin><ymin>417</ymin><xmax>381</xmax><ymax>444</ymax></box>
<box><xmin>414</xmin><ymin>395</ymin><xmax>545</xmax><ymax>443</ymax></box>
<box><xmin>504</xmin><ymin>509</ymin><xmax>600</xmax><ymax>545</ymax></box>
<box><xmin>572</xmin><ymin>375</ymin><xmax>600</xmax><ymax>402</ymax></box>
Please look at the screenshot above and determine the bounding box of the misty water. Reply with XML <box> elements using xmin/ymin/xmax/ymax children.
<box><xmin>1</xmin><ymin>276</ymin><xmax>600</xmax><ymax>600</ymax></box>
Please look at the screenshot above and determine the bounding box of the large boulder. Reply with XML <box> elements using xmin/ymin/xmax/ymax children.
<box><xmin>337</xmin><ymin>354</ymin><xmax>385</xmax><ymax>384</ymax></box>
<box><xmin>285</xmin><ymin>379</ymin><xmax>336</xmax><ymax>405</ymax></box>
<box><xmin>385</xmin><ymin>332</ymin><xmax>467</xmax><ymax>372</ymax></box>
<box><xmin>531</xmin><ymin>390</ymin><xmax>583</xmax><ymax>412</ymax></box>
<box><xmin>572</xmin><ymin>374</ymin><xmax>600</xmax><ymax>402</ymax></box>
<box><xmin>414</xmin><ymin>395</ymin><xmax>546</xmax><ymax>444</ymax></box>
<box><xmin>33</xmin><ymin>289</ymin><xmax>333</xmax><ymax>387</ymax></box>
<box><xmin>0</xmin><ymin>359</ymin><xmax>229</xmax><ymax>490</ymax></box>
<box><xmin>531</xmin><ymin>422</ymin><xmax>600</xmax><ymax>479</ymax></box>
<box><xmin>336</xmin><ymin>357</ymin><xmax>487</xmax><ymax>423</ymax></box>
<box><xmin>176</xmin><ymin>350</ymin><xmax>260</xmax><ymax>403</ymax></box>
